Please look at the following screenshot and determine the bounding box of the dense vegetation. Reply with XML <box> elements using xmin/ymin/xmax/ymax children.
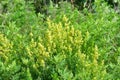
<box><xmin>0</xmin><ymin>0</ymin><xmax>120</xmax><ymax>80</ymax></box>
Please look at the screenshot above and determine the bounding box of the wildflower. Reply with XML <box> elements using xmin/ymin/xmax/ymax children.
<box><xmin>101</xmin><ymin>60</ymin><xmax>104</xmax><ymax>65</ymax></box>
<box><xmin>47</xmin><ymin>18</ymin><xmax>51</xmax><ymax>28</ymax></box>
<box><xmin>63</xmin><ymin>15</ymin><xmax>68</xmax><ymax>22</ymax></box>
<box><xmin>45</xmin><ymin>52</ymin><xmax>49</xmax><ymax>57</ymax></box>
<box><xmin>38</xmin><ymin>43</ymin><xmax>45</xmax><ymax>52</ymax></box>
<box><xmin>70</xmin><ymin>26</ymin><xmax>74</xmax><ymax>36</ymax></box>
<box><xmin>68</xmin><ymin>45</ymin><xmax>72</xmax><ymax>52</ymax></box>
<box><xmin>41</xmin><ymin>59</ymin><xmax>45</xmax><ymax>67</ymax></box>
<box><xmin>26</xmin><ymin>47</ymin><xmax>31</xmax><ymax>56</ymax></box>
<box><xmin>94</xmin><ymin>45</ymin><xmax>99</xmax><ymax>60</ymax></box>
<box><xmin>93</xmin><ymin>58</ymin><xmax>98</xmax><ymax>67</ymax></box>
<box><xmin>93</xmin><ymin>77</ymin><xmax>97</xmax><ymax>80</ymax></box>
<box><xmin>29</xmin><ymin>32</ymin><xmax>33</xmax><ymax>37</ymax></box>
<box><xmin>85</xmin><ymin>31</ymin><xmax>90</xmax><ymax>41</ymax></box>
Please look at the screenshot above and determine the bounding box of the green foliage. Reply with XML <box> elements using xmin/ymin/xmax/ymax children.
<box><xmin>0</xmin><ymin>0</ymin><xmax>39</xmax><ymax>35</ymax></box>
<box><xmin>0</xmin><ymin>18</ymin><xmax>109</xmax><ymax>80</ymax></box>
<box><xmin>0</xmin><ymin>0</ymin><xmax>120</xmax><ymax>80</ymax></box>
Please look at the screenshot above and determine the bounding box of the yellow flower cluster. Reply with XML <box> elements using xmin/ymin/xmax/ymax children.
<box><xmin>24</xmin><ymin>16</ymin><xmax>83</xmax><ymax>69</ymax></box>
<box><xmin>25</xmin><ymin>33</ymin><xmax>50</xmax><ymax>68</ymax></box>
<box><xmin>63</xmin><ymin>15</ymin><xmax>68</xmax><ymax>22</ymax></box>
<box><xmin>75</xmin><ymin>45</ymin><xmax>107</xmax><ymax>80</ymax></box>
<box><xmin>44</xmin><ymin>16</ymin><xmax>83</xmax><ymax>57</ymax></box>
<box><xmin>23</xmin><ymin>16</ymin><xmax>107</xmax><ymax>79</ymax></box>
<box><xmin>0</xmin><ymin>33</ymin><xmax>12</xmax><ymax>62</ymax></box>
<box><xmin>89</xmin><ymin>46</ymin><xmax>107</xmax><ymax>80</ymax></box>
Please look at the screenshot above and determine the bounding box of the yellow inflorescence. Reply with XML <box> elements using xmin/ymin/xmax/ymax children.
<box><xmin>25</xmin><ymin>15</ymin><xmax>83</xmax><ymax>68</ymax></box>
<box><xmin>0</xmin><ymin>33</ymin><xmax>12</xmax><ymax>62</ymax></box>
<box><xmin>63</xmin><ymin>15</ymin><xmax>68</xmax><ymax>22</ymax></box>
<box><xmin>23</xmin><ymin>15</ymin><xmax>107</xmax><ymax>79</ymax></box>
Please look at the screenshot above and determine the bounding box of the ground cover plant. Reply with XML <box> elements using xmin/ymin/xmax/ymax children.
<box><xmin>0</xmin><ymin>0</ymin><xmax>120</xmax><ymax>80</ymax></box>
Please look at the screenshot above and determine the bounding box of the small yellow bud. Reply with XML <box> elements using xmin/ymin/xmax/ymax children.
<box><xmin>63</xmin><ymin>15</ymin><xmax>68</xmax><ymax>22</ymax></box>
<box><xmin>93</xmin><ymin>77</ymin><xmax>97</xmax><ymax>80</ymax></box>
<box><xmin>30</xmin><ymin>32</ymin><xmax>33</xmax><ymax>37</ymax></box>
<box><xmin>41</xmin><ymin>59</ymin><xmax>45</xmax><ymax>67</ymax></box>
<box><xmin>38</xmin><ymin>43</ymin><xmax>45</xmax><ymax>52</ymax></box>
<box><xmin>45</xmin><ymin>52</ymin><xmax>49</xmax><ymax>57</ymax></box>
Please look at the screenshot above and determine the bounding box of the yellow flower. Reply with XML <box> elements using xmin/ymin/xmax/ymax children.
<box><xmin>68</xmin><ymin>45</ymin><xmax>72</xmax><ymax>52</ymax></box>
<box><xmin>93</xmin><ymin>58</ymin><xmax>98</xmax><ymax>67</ymax></box>
<box><xmin>70</xmin><ymin>26</ymin><xmax>74</xmax><ymax>36</ymax></box>
<box><xmin>63</xmin><ymin>15</ymin><xmax>68</xmax><ymax>22</ymax></box>
<box><xmin>47</xmin><ymin>18</ymin><xmax>51</xmax><ymax>28</ymax></box>
<box><xmin>94</xmin><ymin>45</ymin><xmax>99</xmax><ymax>60</ymax></box>
<box><xmin>41</xmin><ymin>59</ymin><xmax>45</xmax><ymax>67</ymax></box>
<box><xmin>93</xmin><ymin>77</ymin><xmax>97</xmax><ymax>80</ymax></box>
<box><xmin>101</xmin><ymin>60</ymin><xmax>104</xmax><ymax>65</ymax></box>
<box><xmin>26</xmin><ymin>47</ymin><xmax>31</xmax><ymax>56</ymax></box>
<box><xmin>29</xmin><ymin>32</ymin><xmax>33</xmax><ymax>37</ymax></box>
<box><xmin>45</xmin><ymin>52</ymin><xmax>49</xmax><ymax>57</ymax></box>
<box><xmin>38</xmin><ymin>43</ymin><xmax>45</xmax><ymax>52</ymax></box>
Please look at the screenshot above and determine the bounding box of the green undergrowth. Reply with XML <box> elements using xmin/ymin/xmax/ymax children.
<box><xmin>0</xmin><ymin>0</ymin><xmax>120</xmax><ymax>80</ymax></box>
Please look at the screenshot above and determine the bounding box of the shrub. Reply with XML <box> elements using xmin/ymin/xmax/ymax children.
<box><xmin>0</xmin><ymin>0</ymin><xmax>120</xmax><ymax>79</ymax></box>
<box><xmin>0</xmin><ymin>16</ymin><xmax>111</xmax><ymax>80</ymax></box>
<box><xmin>24</xmin><ymin>16</ymin><xmax>109</xmax><ymax>79</ymax></box>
